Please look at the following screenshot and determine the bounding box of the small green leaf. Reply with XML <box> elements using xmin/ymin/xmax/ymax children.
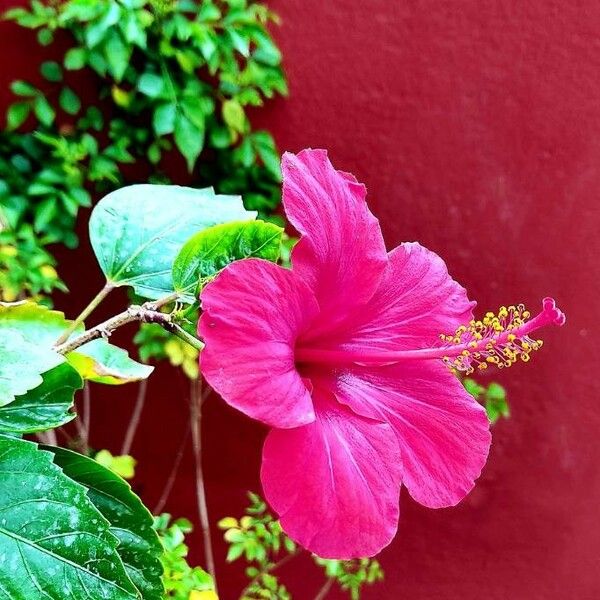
<box><xmin>463</xmin><ymin>377</ymin><xmax>485</xmax><ymax>399</ymax></box>
<box><xmin>0</xmin><ymin>435</ymin><xmax>138</xmax><ymax>599</ymax></box>
<box><xmin>6</xmin><ymin>101</ymin><xmax>30</xmax><ymax>130</ymax></box>
<box><xmin>59</xmin><ymin>86</ymin><xmax>82</xmax><ymax>115</ymax></box>
<box><xmin>172</xmin><ymin>220</ymin><xmax>282</xmax><ymax>301</ymax></box>
<box><xmin>50</xmin><ymin>447</ymin><xmax>164</xmax><ymax>600</ymax></box>
<box><xmin>89</xmin><ymin>185</ymin><xmax>255</xmax><ymax>299</ymax></box>
<box><xmin>95</xmin><ymin>449</ymin><xmax>136</xmax><ymax>480</ymax></box>
<box><xmin>0</xmin><ymin>363</ymin><xmax>82</xmax><ymax>434</ymax></box>
<box><xmin>68</xmin><ymin>339</ymin><xmax>154</xmax><ymax>385</ymax></box>
<box><xmin>104</xmin><ymin>31</ymin><xmax>131</xmax><ymax>81</ymax></box>
<box><xmin>64</xmin><ymin>47</ymin><xmax>87</xmax><ymax>70</ymax></box>
<box><xmin>222</xmin><ymin>98</ymin><xmax>246</xmax><ymax>133</ymax></box>
<box><xmin>174</xmin><ymin>111</ymin><xmax>204</xmax><ymax>172</ymax></box>
<box><xmin>33</xmin><ymin>95</ymin><xmax>56</xmax><ymax>126</ymax></box>
<box><xmin>10</xmin><ymin>80</ymin><xmax>38</xmax><ymax>97</ymax></box>
<box><xmin>153</xmin><ymin>102</ymin><xmax>176</xmax><ymax>136</ymax></box>
<box><xmin>485</xmin><ymin>382</ymin><xmax>510</xmax><ymax>423</ymax></box>
<box><xmin>40</xmin><ymin>60</ymin><xmax>62</xmax><ymax>82</ymax></box>
<box><xmin>37</xmin><ymin>27</ymin><xmax>54</xmax><ymax>46</ymax></box>
<box><xmin>138</xmin><ymin>72</ymin><xmax>164</xmax><ymax>98</ymax></box>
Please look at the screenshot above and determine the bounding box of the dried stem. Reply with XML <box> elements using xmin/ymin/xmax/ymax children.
<box><xmin>55</xmin><ymin>282</ymin><xmax>114</xmax><ymax>345</ymax></box>
<box><xmin>190</xmin><ymin>377</ymin><xmax>217</xmax><ymax>590</ymax></box>
<box><xmin>82</xmin><ymin>382</ymin><xmax>91</xmax><ymax>452</ymax></box>
<box><xmin>313</xmin><ymin>578</ymin><xmax>335</xmax><ymax>600</ymax></box>
<box><xmin>153</xmin><ymin>424</ymin><xmax>191</xmax><ymax>514</ymax></box>
<box><xmin>121</xmin><ymin>379</ymin><xmax>148</xmax><ymax>456</ymax></box>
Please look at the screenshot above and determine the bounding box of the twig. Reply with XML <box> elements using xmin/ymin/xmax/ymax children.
<box><xmin>153</xmin><ymin>424</ymin><xmax>191</xmax><ymax>514</ymax></box>
<box><xmin>313</xmin><ymin>578</ymin><xmax>335</xmax><ymax>600</ymax></box>
<box><xmin>82</xmin><ymin>382</ymin><xmax>91</xmax><ymax>452</ymax></box>
<box><xmin>53</xmin><ymin>299</ymin><xmax>204</xmax><ymax>355</ymax></box>
<box><xmin>46</xmin><ymin>429</ymin><xmax>58</xmax><ymax>446</ymax></box>
<box><xmin>190</xmin><ymin>377</ymin><xmax>217</xmax><ymax>590</ymax></box>
<box><xmin>239</xmin><ymin>551</ymin><xmax>300</xmax><ymax>599</ymax></box>
<box><xmin>55</xmin><ymin>282</ymin><xmax>114</xmax><ymax>345</ymax></box>
<box><xmin>121</xmin><ymin>379</ymin><xmax>148</xmax><ymax>456</ymax></box>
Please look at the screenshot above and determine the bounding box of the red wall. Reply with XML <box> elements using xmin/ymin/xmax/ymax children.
<box><xmin>1</xmin><ymin>1</ymin><xmax>599</xmax><ymax>598</ymax></box>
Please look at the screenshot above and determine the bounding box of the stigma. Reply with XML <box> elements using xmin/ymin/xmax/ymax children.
<box><xmin>295</xmin><ymin>297</ymin><xmax>565</xmax><ymax>369</ymax></box>
<box><xmin>442</xmin><ymin>297</ymin><xmax>566</xmax><ymax>375</ymax></box>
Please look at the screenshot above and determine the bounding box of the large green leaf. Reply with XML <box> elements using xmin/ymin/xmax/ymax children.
<box><xmin>172</xmin><ymin>220</ymin><xmax>283</xmax><ymax>301</ymax></box>
<box><xmin>0</xmin><ymin>435</ymin><xmax>139</xmax><ymax>599</ymax></box>
<box><xmin>89</xmin><ymin>184</ymin><xmax>255</xmax><ymax>299</ymax></box>
<box><xmin>0</xmin><ymin>363</ymin><xmax>82</xmax><ymax>434</ymax></box>
<box><xmin>0</xmin><ymin>302</ymin><xmax>152</xmax><ymax>385</ymax></box>
<box><xmin>49</xmin><ymin>447</ymin><xmax>164</xmax><ymax>600</ymax></box>
<box><xmin>0</xmin><ymin>329</ymin><xmax>63</xmax><ymax>407</ymax></box>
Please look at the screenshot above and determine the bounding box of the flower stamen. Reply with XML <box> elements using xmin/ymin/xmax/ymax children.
<box><xmin>442</xmin><ymin>297</ymin><xmax>565</xmax><ymax>375</ymax></box>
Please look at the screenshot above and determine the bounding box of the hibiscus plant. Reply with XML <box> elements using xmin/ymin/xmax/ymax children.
<box><xmin>0</xmin><ymin>149</ymin><xmax>564</xmax><ymax>598</ymax></box>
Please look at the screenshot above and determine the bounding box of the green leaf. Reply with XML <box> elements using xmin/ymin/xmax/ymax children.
<box><xmin>485</xmin><ymin>382</ymin><xmax>510</xmax><ymax>423</ymax></box>
<box><xmin>6</xmin><ymin>101</ymin><xmax>30</xmax><ymax>130</ymax></box>
<box><xmin>253</xmin><ymin>131</ymin><xmax>281</xmax><ymax>180</ymax></box>
<box><xmin>0</xmin><ymin>301</ymin><xmax>75</xmax><ymax>346</ymax></box>
<box><xmin>33</xmin><ymin>95</ymin><xmax>56</xmax><ymax>126</ymax></box>
<box><xmin>37</xmin><ymin>27</ymin><xmax>53</xmax><ymax>46</ymax></box>
<box><xmin>0</xmin><ymin>363</ymin><xmax>82</xmax><ymax>434</ymax></box>
<box><xmin>174</xmin><ymin>111</ymin><xmax>204</xmax><ymax>172</ymax></box>
<box><xmin>0</xmin><ymin>329</ymin><xmax>63</xmax><ymax>407</ymax></box>
<box><xmin>104</xmin><ymin>31</ymin><xmax>131</xmax><ymax>81</ymax></box>
<box><xmin>68</xmin><ymin>339</ymin><xmax>154</xmax><ymax>385</ymax></box>
<box><xmin>138</xmin><ymin>72</ymin><xmax>164</xmax><ymax>98</ymax></box>
<box><xmin>59</xmin><ymin>86</ymin><xmax>82</xmax><ymax>115</ymax></box>
<box><xmin>89</xmin><ymin>184</ymin><xmax>256</xmax><ymax>299</ymax></box>
<box><xmin>64</xmin><ymin>47</ymin><xmax>87</xmax><ymax>70</ymax></box>
<box><xmin>50</xmin><ymin>447</ymin><xmax>164</xmax><ymax>600</ymax></box>
<box><xmin>463</xmin><ymin>377</ymin><xmax>485</xmax><ymax>399</ymax></box>
<box><xmin>0</xmin><ymin>435</ymin><xmax>139</xmax><ymax>599</ymax></box>
<box><xmin>153</xmin><ymin>102</ymin><xmax>176</xmax><ymax>136</ymax></box>
<box><xmin>173</xmin><ymin>220</ymin><xmax>282</xmax><ymax>300</ymax></box>
<box><xmin>40</xmin><ymin>60</ymin><xmax>62</xmax><ymax>82</ymax></box>
<box><xmin>95</xmin><ymin>449</ymin><xmax>136</xmax><ymax>480</ymax></box>
<box><xmin>10</xmin><ymin>80</ymin><xmax>37</xmax><ymax>97</ymax></box>
<box><xmin>222</xmin><ymin>98</ymin><xmax>246</xmax><ymax>133</ymax></box>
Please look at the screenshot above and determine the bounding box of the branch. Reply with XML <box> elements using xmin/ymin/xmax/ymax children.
<box><xmin>53</xmin><ymin>298</ymin><xmax>204</xmax><ymax>355</ymax></box>
<box><xmin>153</xmin><ymin>423</ymin><xmax>190</xmax><ymax>514</ymax></box>
<box><xmin>121</xmin><ymin>379</ymin><xmax>148</xmax><ymax>456</ymax></box>
<box><xmin>55</xmin><ymin>282</ymin><xmax>114</xmax><ymax>345</ymax></box>
<box><xmin>190</xmin><ymin>377</ymin><xmax>218</xmax><ymax>590</ymax></box>
<box><xmin>313</xmin><ymin>578</ymin><xmax>335</xmax><ymax>600</ymax></box>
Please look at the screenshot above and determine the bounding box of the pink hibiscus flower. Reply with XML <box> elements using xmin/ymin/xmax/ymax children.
<box><xmin>199</xmin><ymin>149</ymin><xmax>565</xmax><ymax>559</ymax></box>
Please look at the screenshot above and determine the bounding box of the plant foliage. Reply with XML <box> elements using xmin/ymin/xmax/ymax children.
<box><xmin>2</xmin><ymin>0</ymin><xmax>287</xmax><ymax>301</ymax></box>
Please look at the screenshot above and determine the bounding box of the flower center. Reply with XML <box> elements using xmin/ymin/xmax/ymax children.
<box><xmin>295</xmin><ymin>297</ymin><xmax>565</xmax><ymax>372</ymax></box>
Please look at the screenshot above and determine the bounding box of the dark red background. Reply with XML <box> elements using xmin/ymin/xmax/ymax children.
<box><xmin>1</xmin><ymin>1</ymin><xmax>599</xmax><ymax>598</ymax></box>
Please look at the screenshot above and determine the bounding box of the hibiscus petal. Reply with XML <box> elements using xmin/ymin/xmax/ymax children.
<box><xmin>261</xmin><ymin>391</ymin><xmax>401</xmax><ymax>559</ymax></box>
<box><xmin>282</xmin><ymin>149</ymin><xmax>387</xmax><ymax>318</ymax></box>
<box><xmin>331</xmin><ymin>242</ymin><xmax>475</xmax><ymax>351</ymax></box>
<box><xmin>199</xmin><ymin>258</ymin><xmax>319</xmax><ymax>429</ymax></box>
<box><xmin>332</xmin><ymin>361</ymin><xmax>491</xmax><ymax>508</ymax></box>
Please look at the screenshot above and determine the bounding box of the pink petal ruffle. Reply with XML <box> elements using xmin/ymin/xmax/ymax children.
<box><xmin>282</xmin><ymin>149</ymin><xmax>387</xmax><ymax>322</ymax></box>
<box><xmin>200</xmin><ymin>258</ymin><xmax>319</xmax><ymax>429</ymax></box>
<box><xmin>261</xmin><ymin>390</ymin><xmax>401</xmax><ymax>558</ymax></box>
<box><xmin>332</xmin><ymin>361</ymin><xmax>491</xmax><ymax>508</ymax></box>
